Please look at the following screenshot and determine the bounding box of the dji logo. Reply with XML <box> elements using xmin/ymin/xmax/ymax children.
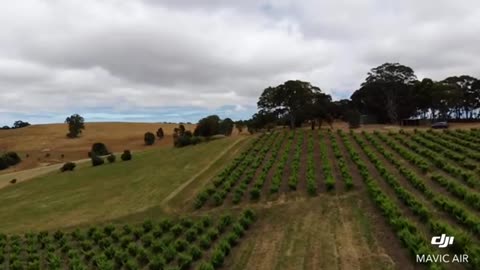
<box><xmin>431</xmin><ymin>234</ymin><xmax>454</xmax><ymax>248</ymax></box>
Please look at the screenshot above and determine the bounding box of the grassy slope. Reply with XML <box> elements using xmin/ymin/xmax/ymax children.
<box><xmin>0</xmin><ymin>136</ymin><xmax>249</xmax><ymax>233</ymax></box>
<box><xmin>0</xmin><ymin>122</ymin><xmax>197</xmax><ymax>172</ymax></box>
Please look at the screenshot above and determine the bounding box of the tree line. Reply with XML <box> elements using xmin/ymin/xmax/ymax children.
<box><xmin>244</xmin><ymin>62</ymin><xmax>480</xmax><ymax>130</ymax></box>
<box><xmin>0</xmin><ymin>120</ymin><xmax>31</xmax><ymax>130</ymax></box>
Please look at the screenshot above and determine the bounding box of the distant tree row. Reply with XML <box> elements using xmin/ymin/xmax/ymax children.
<box><xmin>194</xmin><ymin>115</ymin><xmax>234</xmax><ymax>137</ymax></box>
<box><xmin>242</xmin><ymin>62</ymin><xmax>480</xmax><ymax>130</ymax></box>
<box><xmin>351</xmin><ymin>63</ymin><xmax>480</xmax><ymax>123</ymax></box>
<box><xmin>1</xmin><ymin>120</ymin><xmax>31</xmax><ymax>130</ymax></box>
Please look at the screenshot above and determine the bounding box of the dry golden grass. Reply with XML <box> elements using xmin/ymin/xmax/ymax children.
<box><xmin>0</xmin><ymin>122</ymin><xmax>196</xmax><ymax>172</ymax></box>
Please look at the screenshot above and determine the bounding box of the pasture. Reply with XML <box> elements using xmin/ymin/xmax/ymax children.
<box><xmin>0</xmin><ymin>122</ymin><xmax>196</xmax><ymax>172</ymax></box>
<box><xmin>0</xmin><ymin>136</ymin><xmax>247</xmax><ymax>233</ymax></box>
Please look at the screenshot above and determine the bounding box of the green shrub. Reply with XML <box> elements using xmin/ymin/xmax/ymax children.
<box><xmin>137</xmin><ymin>247</ymin><xmax>149</xmax><ymax>265</ymax></box>
<box><xmin>60</xmin><ymin>162</ymin><xmax>76</xmax><ymax>172</ymax></box>
<box><xmin>144</xmin><ymin>132</ymin><xmax>156</xmax><ymax>145</ymax></box>
<box><xmin>142</xmin><ymin>220</ymin><xmax>154</xmax><ymax>233</ymax></box>
<box><xmin>151</xmin><ymin>240</ymin><xmax>163</xmax><ymax>253</ymax></box>
<box><xmin>232</xmin><ymin>223</ymin><xmax>245</xmax><ymax>237</ymax></box>
<box><xmin>121</xmin><ymin>150</ymin><xmax>132</xmax><ymax>161</ymax></box>
<box><xmin>103</xmin><ymin>224</ymin><xmax>115</xmax><ymax>236</ymax></box>
<box><xmin>177</xmin><ymin>253</ymin><xmax>193</xmax><ymax>270</ymax></box>
<box><xmin>174</xmin><ymin>239</ymin><xmax>188</xmax><ymax>252</ymax></box>
<box><xmin>10</xmin><ymin>260</ymin><xmax>24</xmax><ymax>270</ymax></box>
<box><xmin>2</xmin><ymin>151</ymin><xmax>21</xmax><ymax>166</ymax></box>
<box><xmin>199</xmin><ymin>216</ymin><xmax>212</xmax><ymax>228</ymax></box>
<box><xmin>189</xmin><ymin>244</ymin><xmax>202</xmax><ymax>260</ymax></box>
<box><xmin>122</xmin><ymin>224</ymin><xmax>133</xmax><ymax>235</ymax></box>
<box><xmin>114</xmin><ymin>250</ymin><xmax>128</xmax><ymax>266</ymax></box>
<box><xmin>107</xmin><ymin>154</ymin><xmax>116</xmax><ymax>163</ymax></box>
<box><xmin>206</xmin><ymin>228</ymin><xmax>219</xmax><ymax>240</ymax></box>
<box><xmin>91</xmin><ymin>142</ymin><xmax>110</xmax><ymax>156</ymax></box>
<box><xmin>210</xmin><ymin>249</ymin><xmax>225</xmax><ymax>268</ymax></box>
<box><xmin>156</xmin><ymin>128</ymin><xmax>164</xmax><ymax>139</ymax></box>
<box><xmin>127</xmin><ymin>243</ymin><xmax>139</xmax><ymax>256</ymax></box>
<box><xmin>180</xmin><ymin>217</ymin><xmax>193</xmax><ymax>228</ymax></box>
<box><xmin>159</xmin><ymin>219</ymin><xmax>173</xmax><ymax>232</ymax></box>
<box><xmin>91</xmin><ymin>155</ymin><xmax>104</xmax><ymax>166</ymax></box>
<box><xmin>249</xmin><ymin>187</ymin><xmax>261</xmax><ymax>200</ymax></box>
<box><xmin>141</xmin><ymin>234</ymin><xmax>153</xmax><ymax>247</ymax></box>
<box><xmin>171</xmin><ymin>224</ymin><xmax>183</xmax><ymax>237</ymax></box>
<box><xmin>163</xmin><ymin>245</ymin><xmax>176</xmax><ymax>263</ymax></box>
<box><xmin>133</xmin><ymin>227</ymin><xmax>143</xmax><ymax>240</ymax></box>
<box><xmin>124</xmin><ymin>259</ymin><xmax>139</xmax><ymax>270</ymax></box>
<box><xmin>148</xmin><ymin>255</ymin><xmax>165</xmax><ymax>270</ymax></box>
<box><xmin>198</xmin><ymin>262</ymin><xmax>215</xmax><ymax>270</ymax></box>
<box><xmin>226</xmin><ymin>232</ymin><xmax>239</xmax><ymax>246</ymax></box>
<box><xmin>185</xmin><ymin>228</ymin><xmax>197</xmax><ymax>242</ymax></box>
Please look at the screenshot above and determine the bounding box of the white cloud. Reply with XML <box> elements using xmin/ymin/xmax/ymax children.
<box><xmin>1</xmin><ymin>0</ymin><xmax>480</xmax><ymax>125</ymax></box>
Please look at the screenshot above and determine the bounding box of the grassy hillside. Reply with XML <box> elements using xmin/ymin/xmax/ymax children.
<box><xmin>0</xmin><ymin>122</ymin><xmax>196</xmax><ymax>172</ymax></box>
<box><xmin>0</xmin><ymin>136</ymin><xmax>250</xmax><ymax>233</ymax></box>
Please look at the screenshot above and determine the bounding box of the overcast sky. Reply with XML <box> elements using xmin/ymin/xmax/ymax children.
<box><xmin>1</xmin><ymin>0</ymin><xmax>480</xmax><ymax>125</ymax></box>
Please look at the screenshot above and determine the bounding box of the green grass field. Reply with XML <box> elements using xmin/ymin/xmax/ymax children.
<box><xmin>0</xmin><ymin>136</ymin><xmax>249</xmax><ymax>233</ymax></box>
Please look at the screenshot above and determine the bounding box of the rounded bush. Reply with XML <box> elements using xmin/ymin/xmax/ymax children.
<box><xmin>91</xmin><ymin>155</ymin><xmax>104</xmax><ymax>167</ymax></box>
<box><xmin>91</xmin><ymin>142</ymin><xmax>110</xmax><ymax>156</ymax></box>
<box><xmin>148</xmin><ymin>255</ymin><xmax>165</xmax><ymax>270</ymax></box>
<box><xmin>60</xmin><ymin>162</ymin><xmax>76</xmax><ymax>172</ymax></box>
<box><xmin>121</xmin><ymin>150</ymin><xmax>132</xmax><ymax>161</ymax></box>
<box><xmin>144</xmin><ymin>132</ymin><xmax>156</xmax><ymax>145</ymax></box>
<box><xmin>107</xmin><ymin>154</ymin><xmax>116</xmax><ymax>163</ymax></box>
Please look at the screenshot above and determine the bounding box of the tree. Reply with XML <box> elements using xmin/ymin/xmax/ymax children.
<box><xmin>194</xmin><ymin>115</ymin><xmax>221</xmax><ymax>137</ymax></box>
<box><xmin>179</xmin><ymin>124</ymin><xmax>186</xmax><ymax>136</ymax></box>
<box><xmin>346</xmin><ymin>110</ymin><xmax>361</xmax><ymax>129</ymax></box>
<box><xmin>91</xmin><ymin>142</ymin><xmax>110</xmax><ymax>156</ymax></box>
<box><xmin>13</xmin><ymin>120</ymin><xmax>30</xmax><ymax>129</ymax></box>
<box><xmin>156</xmin><ymin>128</ymin><xmax>164</xmax><ymax>139</ymax></box>
<box><xmin>144</xmin><ymin>132</ymin><xmax>155</xmax><ymax>145</ymax></box>
<box><xmin>351</xmin><ymin>63</ymin><xmax>418</xmax><ymax>123</ymax></box>
<box><xmin>219</xmin><ymin>118</ymin><xmax>234</xmax><ymax>136</ymax></box>
<box><xmin>2</xmin><ymin>152</ymin><xmax>21</xmax><ymax>166</ymax></box>
<box><xmin>414</xmin><ymin>79</ymin><xmax>456</xmax><ymax>120</ymax></box>
<box><xmin>246</xmin><ymin>111</ymin><xmax>277</xmax><ymax>133</ymax></box>
<box><xmin>258</xmin><ymin>80</ymin><xmax>323</xmax><ymax>129</ymax></box>
<box><xmin>234</xmin><ymin>121</ymin><xmax>245</xmax><ymax>133</ymax></box>
<box><xmin>330</xmin><ymin>99</ymin><xmax>352</xmax><ymax>121</ymax></box>
<box><xmin>65</xmin><ymin>114</ymin><xmax>85</xmax><ymax>138</ymax></box>
<box><xmin>173</xmin><ymin>124</ymin><xmax>198</xmax><ymax>147</ymax></box>
<box><xmin>309</xmin><ymin>91</ymin><xmax>333</xmax><ymax>129</ymax></box>
<box><xmin>442</xmin><ymin>76</ymin><xmax>480</xmax><ymax>119</ymax></box>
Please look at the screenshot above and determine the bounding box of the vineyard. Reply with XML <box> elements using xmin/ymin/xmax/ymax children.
<box><xmin>195</xmin><ymin>128</ymin><xmax>480</xmax><ymax>269</ymax></box>
<box><xmin>2</xmin><ymin>127</ymin><xmax>480</xmax><ymax>269</ymax></box>
<box><xmin>0</xmin><ymin>210</ymin><xmax>256</xmax><ymax>270</ymax></box>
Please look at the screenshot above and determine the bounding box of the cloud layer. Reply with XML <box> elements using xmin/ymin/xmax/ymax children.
<box><xmin>1</xmin><ymin>0</ymin><xmax>480</xmax><ymax>125</ymax></box>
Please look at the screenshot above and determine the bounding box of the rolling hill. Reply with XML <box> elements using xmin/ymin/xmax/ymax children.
<box><xmin>0</xmin><ymin>122</ymin><xmax>196</xmax><ymax>173</ymax></box>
